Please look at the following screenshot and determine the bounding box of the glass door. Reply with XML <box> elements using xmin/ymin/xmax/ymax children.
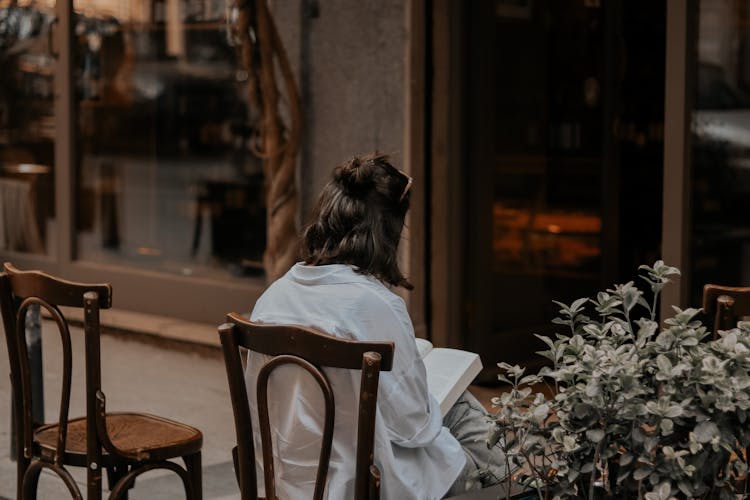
<box><xmin>689</xmin><ymin>0</ymin><xmax>750</xmax><ymax>305</ymax></box>
<box><xmin>0</xmin><ymin>0</ymin><xmax>57</xmax><ymax>255</ymax></box>
<box><xmin>465</xmin><ymin>0</ymin><xmax>666</xmax><ymax>372</ymax></box>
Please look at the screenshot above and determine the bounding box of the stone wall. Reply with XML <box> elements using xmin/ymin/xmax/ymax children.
<box><xmin>272</xmin><ymin>0</ymin><xmax>407</xmax><ymax>218</ymax></box>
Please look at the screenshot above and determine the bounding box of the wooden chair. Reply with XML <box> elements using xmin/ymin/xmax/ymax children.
<box><xmin>702</xmin><ymin>284</ymin><xmax>750</xmax><ymax>337</ymax></box>
<box><xmin>0</xmin><ymin>263</ymin><xmax>203</xmax><ymax>499</ymax></box>
<box><xmin>218</xmin><ymin>312</ymin><xmax>395</xmax><ymax>500</ymax></box>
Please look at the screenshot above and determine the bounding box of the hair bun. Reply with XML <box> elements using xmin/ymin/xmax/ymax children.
<box><xmin>335</xmin><ymin>156</ymin><xmax>375</xmax><ymax>197</ymax></box>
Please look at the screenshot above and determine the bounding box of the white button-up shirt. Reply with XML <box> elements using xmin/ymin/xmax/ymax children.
<box><xmin>245</xmin><ymin>263</ymin><xmax>465</xmax><ymax>499</ymax></box>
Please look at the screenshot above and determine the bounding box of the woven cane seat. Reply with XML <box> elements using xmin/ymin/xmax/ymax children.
<box><xmin>34</xmin><ymin>413</ymin><xmax>203</xmax><ymax>467</ymax></box>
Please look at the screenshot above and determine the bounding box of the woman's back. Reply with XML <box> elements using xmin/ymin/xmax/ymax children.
<box><xmin>245</xmin><ymin>263</ymin><xmax>463</xmax><ymax>499</ymax></box>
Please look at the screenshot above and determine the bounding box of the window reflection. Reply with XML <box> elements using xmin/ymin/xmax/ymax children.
<box><xmin>493</xmin><ymin>1</ymin><xmax>604</xmax><ymax>333</ymax></box>
<box><xmin>494</xmin><ymin>204</ymin><xmax>601</xmax><ymax>272</ymax></box>
<box><xmin>691</xmin><ymin>0</ymin><xmax>750</xmax><ymax>302</ymax></box>
<box><xmin>0</xmin><ymin>1</ymin><xmax>56</xmax><ymax>254</ymax></box>
<box><xmin>74</xmin><ymin>0</ymin><xmax>265</xmax><ymax>279</ymax></box>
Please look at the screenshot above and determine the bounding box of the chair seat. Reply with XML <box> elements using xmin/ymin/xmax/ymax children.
<box><xmin>34</xmin><ymin>412</ymin><xmax>203</xmax><ymax>466</ymax></box>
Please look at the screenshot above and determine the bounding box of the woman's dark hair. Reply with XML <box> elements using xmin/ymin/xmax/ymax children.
<box><xmin>301</xmin><ymin>153</ymin><xmax>413</xmax><ymax>289</ymax></box>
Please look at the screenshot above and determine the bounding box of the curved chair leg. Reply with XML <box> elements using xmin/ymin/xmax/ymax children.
<box><xmin>231</xmin><ymin>446</ymin><xmax>241</xmax><ymax>486</ymax></box>
<box><xmin>21</xmin><ymin>461</ymin><xmax>41</xmax><ymax>500</ymax></box>
<box><xmin>16</xmin><ymin>455</ymin><xmax>30</xmax><ymax>500</ymax></box>
<box><xmin>107</xmin><ymin>465</ymin><xmax>132</xmax><ymax>500</ymax></box>
<box><xmin>23</xmin><ymin>459</ymin><xmax>83</xmax><ymax>500</ymax></box>
<box><xmin>108</xmin><ymin>461</ymin><xmax>193</xmax><ymax>500</ymax></box>
<box><xmin>184</xmin><ymin>452</ymin><xmax>203</xmax><ymax>500</ymax></box>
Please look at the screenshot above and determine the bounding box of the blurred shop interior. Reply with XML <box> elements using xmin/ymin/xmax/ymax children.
<box><xmin>0</xmin><ymin>0</ymin><xmax>265</xmax><ymax>280</ymax></box>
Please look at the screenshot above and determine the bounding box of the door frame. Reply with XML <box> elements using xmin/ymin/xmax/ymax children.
<box><xmin>660</xmin><ymin>0</ymin><xmax>697</xmax><ymax>320</ymax></box>
<box><xmin>429</xmin><ymin>0</ymin><xmax>467</xmax><ymax>348</ymax></box>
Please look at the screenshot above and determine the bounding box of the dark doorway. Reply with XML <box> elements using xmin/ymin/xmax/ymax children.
<box><xmin>462</xmin><ymin>0</ymin><xmax>666</xmax><ymax>378</ymax></box>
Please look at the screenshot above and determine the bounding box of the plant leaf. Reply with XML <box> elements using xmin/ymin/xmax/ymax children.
<box><xmin>633</xmin><ymin>466</ymin><xmax>652</xmax><ymax>481</ymax></box>
<box><xmin>586</xmin><ymin>428</ymin><xmax>605</xmax><ymax>443</ymax></box>
<box><xmin>693</xmin><ymin>421</ymin><xmax>719</xmax><ymax>443</ymax></box>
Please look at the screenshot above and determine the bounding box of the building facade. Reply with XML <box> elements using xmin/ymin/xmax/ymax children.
<box><xmin>1</xmin><ymin>0</ymin><xmax>748</xmax><ymax>371</ymax></box>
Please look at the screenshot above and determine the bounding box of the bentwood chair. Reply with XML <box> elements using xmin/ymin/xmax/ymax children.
<box><xmin>702</xmin><ymin>284</ymin><xmax>750</xmax><ymax>337</ymax></box>
<box><xmin>218</xmin><ymin>312</ymin><xmax>395</xmax><ymax>500</ymax></box>
<box><xmin>0</xmin><ymin>263</ymin><xmax>203</xmax><ymax>500</ymax></box>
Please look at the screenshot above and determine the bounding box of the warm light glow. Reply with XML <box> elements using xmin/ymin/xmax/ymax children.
<box><xmin>136</xmin><ymin>247</ymin><xmax>162</xmax><ymax>256</ymax></box>
<box><xmin>73</xmin><ymin>0</ymin><xmax>135</xmax><ymax>21</ymax></box>
<box><xmin>14</xmin><ymin>164</ymin><xmax>50</xmax><ymax>174</ymax></box>
<box><xmin>4</xmin><ymin>0</ymin><xmax>55</xmax><ymax>9</ymax></box>
<box><xmin>493</xmin><ymin>202</ymin><xmax>602</xmax><ymax>269</ymax></box>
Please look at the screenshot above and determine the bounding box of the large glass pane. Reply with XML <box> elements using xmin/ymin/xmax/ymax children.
<box><xmin>477</xmin><ymin>0</ymin><xmax>665</xmax><ymax>367</ymax></box>
<box><xmin>691</xmin><ymin>0</ymin><xmax>750</xmax><ymax>303</ymax></box>
<box><xmin>74</xmin><ymin>0</ymin><xmax>265</xmax><ymax>280</ymax></box>
<box><xmin>0</xmin><ymin>0</ymin><xmax>56</xmax><ymax>254</ymax></box>
<box><xmin>493</xmin><ymin>0</ymin><xmax>603</xmax><ymax>337</ymax></box>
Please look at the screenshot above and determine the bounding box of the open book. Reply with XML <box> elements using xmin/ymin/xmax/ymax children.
<box><xmin>416</xmin><ymin>338</ymin><xmax>483</xmax><ymax>416</ymax></box>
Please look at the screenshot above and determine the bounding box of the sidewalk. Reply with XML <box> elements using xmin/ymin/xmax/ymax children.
<box><xmin>0</xmin><ymin>322</ymin><xmax>240</xmax><ymax>499</ymax></box>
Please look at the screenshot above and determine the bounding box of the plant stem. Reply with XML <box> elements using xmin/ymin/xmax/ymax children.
<box><xmin>504</xmin><ymin>443</ymin><xmax>512</xmax><ymax>500</ymax></box>
<box><xmin>588</xmin><ymin>439</ymin><xmax>605</xmax><ymax>500</ymax></box>
<box><xmin>650</xmin><ymin>283</ymin><xmax>662</xmax><ymax>322</ymax></box>
<box><xmin>520</xmin><ymin>449</ymin><xmax>545</xmax><ymax>500</ymax></box>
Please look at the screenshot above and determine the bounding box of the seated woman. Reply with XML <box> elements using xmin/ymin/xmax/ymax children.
<box><xmin>244</xmin><ymin>153</ymin><xmax>507</xmax><ymax>499</ymax></box>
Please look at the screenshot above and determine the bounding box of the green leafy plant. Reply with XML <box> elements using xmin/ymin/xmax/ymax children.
<box><xmin>488</xmin><ymin>261</ymin><xmax>750</xmax><ymax>499</ymax></box>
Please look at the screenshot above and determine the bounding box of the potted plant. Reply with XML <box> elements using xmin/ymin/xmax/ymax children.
<box><xmin>486</xmin><ymin>261</ymin><xmax>750</xmax><ymax>499</ymax></box>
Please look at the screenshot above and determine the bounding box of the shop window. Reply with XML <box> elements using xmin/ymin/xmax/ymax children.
<box><xmin>74</xmin><ymin>0</ymin><xmax>265</xmax><ymax>279</ymax></box>
<box><xmin>0</xmin><ymin>1</ymin><xmax>56</xmax><ymax>255</ymax></box>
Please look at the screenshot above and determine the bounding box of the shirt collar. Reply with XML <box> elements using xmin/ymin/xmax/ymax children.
<box><xmin>288</xmin><ymin>262</ymin><xmax>375</xmax><ymax>286</ymax></box>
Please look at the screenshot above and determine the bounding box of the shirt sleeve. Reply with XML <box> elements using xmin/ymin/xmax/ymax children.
<box><xmin>371</xmin><ymin>294</ymin><xmax>445</xmax><ymax>448</ymax></box>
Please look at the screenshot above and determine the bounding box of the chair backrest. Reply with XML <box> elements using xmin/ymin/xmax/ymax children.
<box><xmin>702</xmin><ymin>284</ymin><xmax>750</xmax><ymax>337</ymax></box>
<box><xmin>219</xmin><ymin>312</ymin><xmax>395</xmax><ymax>500</ymax></box>
<box><xmin>0</xmin><ymin>262</ymin><xmax>112</xmax><ymax>467</ymax></box>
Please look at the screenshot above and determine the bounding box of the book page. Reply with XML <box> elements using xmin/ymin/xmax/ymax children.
<box><xmin>421</xmin><ymin>347</ymin><xmax>483</xmax><ymax>416</ymax></box>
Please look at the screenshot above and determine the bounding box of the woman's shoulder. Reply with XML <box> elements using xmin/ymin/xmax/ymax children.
<box><xmin>250</xmin><ymin>264</ymin><xmax>411</xmax><ymax>339</ymax></box>
<box><xmin>338</xmin><ymin>268</ymin><xmax>407</xmax><ymax>312</ymax></box>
